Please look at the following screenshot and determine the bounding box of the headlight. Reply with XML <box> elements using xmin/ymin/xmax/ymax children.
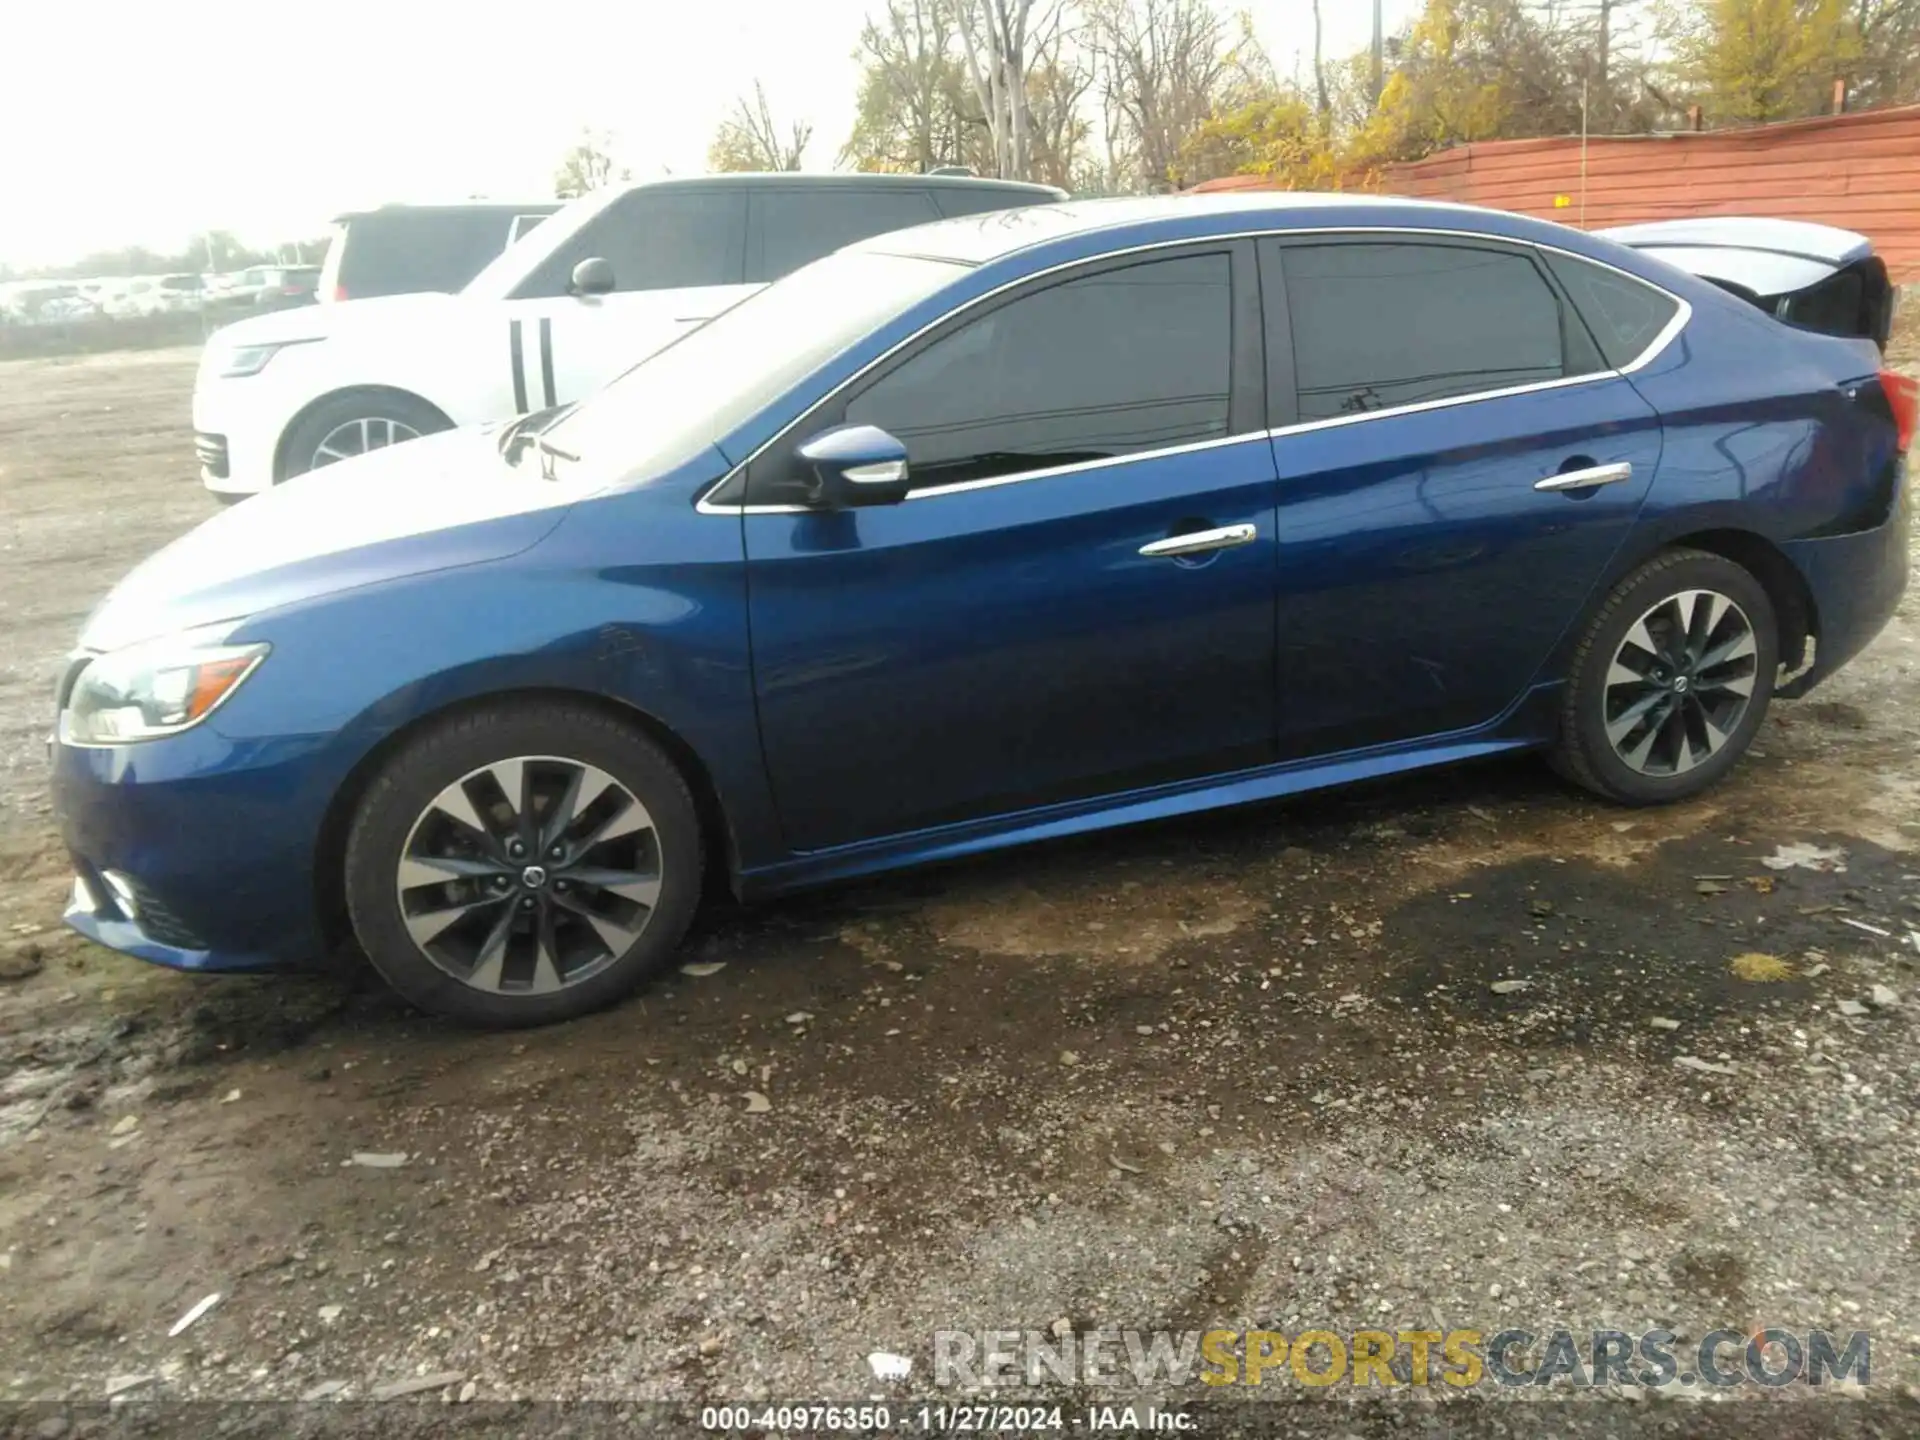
<box><xmin>61</xmin><ymin>624</ymin><xmax>269</xmax><ymax>745</ymax></box>
<box><xmin>215</xmin><ymin>338</ymin><xmax>320</xmax><ymax>378</ymax></box>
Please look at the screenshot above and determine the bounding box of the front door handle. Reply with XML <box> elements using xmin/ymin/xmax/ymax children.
<box><xmin>1139</xmin><ymin>523</ymin><xmax>1258</xmax><ymax>559</ymax></box>
<box><xmin>1535</xmin><ymin>462</ymin><xmax>1634</xmax><ymax>492</ymax></box>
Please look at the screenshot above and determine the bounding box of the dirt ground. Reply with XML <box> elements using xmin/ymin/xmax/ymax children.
<box><xmin>2</xmin><ymin>344</ymin><xmax>1919</xmax><ymax>1433</ymax></box>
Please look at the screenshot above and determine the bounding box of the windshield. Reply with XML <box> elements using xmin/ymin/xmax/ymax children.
<box><xmin>539</xmin><ymin>250</ymin><xmax>970</xmax><ymax>488</ymax></box>
<box><xmin>462</xmin><ymin>190</ymin><xmax>617</xmax><ymax>301</ymax></box>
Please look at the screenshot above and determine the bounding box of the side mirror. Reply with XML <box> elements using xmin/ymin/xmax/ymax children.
<box><xmin>796</xmin><ymin>424</ymin><xmax>911</xmax><ymax>508</ymax></box>
<box><xmin>570</xmin><ymin>257</ymin><xmax>615</xmax><ymax>296</ymax></box>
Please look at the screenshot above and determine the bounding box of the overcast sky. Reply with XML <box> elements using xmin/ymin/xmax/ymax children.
<box><xmin>2</xmin><ymin>0</ymin><xmax>1420</xmax><ymax>267</ymax></box>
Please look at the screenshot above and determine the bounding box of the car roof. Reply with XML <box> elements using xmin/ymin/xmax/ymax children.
<box><xmin>331</xmin><ymin>201</ymin><xmax>561</xmax><ymax>223</ymax></box>
<box><xmin>850</xmin><ymin>191</ymin><xmax>1636</xmax><ymax>269</ymax></box>
<box><xmin>611</xmin><ymin>172</ymin><xmax>1065</xmax><ymax>199</ymax></box>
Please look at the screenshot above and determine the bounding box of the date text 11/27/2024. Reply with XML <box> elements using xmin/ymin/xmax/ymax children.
<box><xmin>699</xmin><ymin>1405</ymin><xmax>1195</xmax><ymax>1432</ymax></box>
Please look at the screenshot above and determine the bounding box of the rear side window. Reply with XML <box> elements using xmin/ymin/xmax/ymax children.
<box><xmin>1279</xmin><ymin>241</ymin><xmax>1578</xmax><ymax>421</ymax></box>
<box><xmin>749</xmin><ymin>188</ymin><xmax>941</xmax><ymax>282</ymax></box>
<box><xmin>843</xmin><ymin>252</ymin><xmax>1232</xmax><ymax>491</ymax></box>
<box><xmin>518</xmin><ymin>190</ymin><xmax>746</xmax><ymax>297</ymax></box>
<box><xmin>1544</xmin><ymin>253</ymin><xmax>1681</xmax><ymax>369</ymax></box>
<box><xmin>331</xmin><ymin>210</ymin><xmax>529</xmax><ymax>300</ymax></box>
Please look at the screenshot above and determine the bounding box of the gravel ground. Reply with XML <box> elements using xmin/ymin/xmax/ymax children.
<box><xmin>0</xmin><ymin>344</ymin><xmax>1918</xmax><ymax>1436</ymax></box>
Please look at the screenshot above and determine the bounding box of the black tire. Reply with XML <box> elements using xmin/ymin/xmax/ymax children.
<box><xmin>277</xmin><ymin>390</ymin><xmax>450</xmax><ymax>481</ymax></box>
<box><xmin>1551</xmin><ymin>547</ymin><xmax>1778</xmax><ymax>805</ymax></box>
<box><xmin>344</xmin><ymin>701</ymin><xmax>704</xmax><ymax>1028</ymax></box>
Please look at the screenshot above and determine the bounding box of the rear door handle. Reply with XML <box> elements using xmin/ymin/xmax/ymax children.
<box><xmin>1535</xmin><ymin>462</ymin><xmax>1634</xmax><ymax>492</ymax></box>
<box><xmin>1139</xmin><ymin>523</ymin><xmax>1258</xmax><ymax>559</ymax></box>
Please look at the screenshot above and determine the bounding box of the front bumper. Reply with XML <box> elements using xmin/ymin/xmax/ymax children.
<box><xmin>51</xmin><ymin>722</ymin><xmax>336</xmax><ymax>973</ymax></box>
<box><xmin>191</xmin><ymin>373</ymin><xmax>287</xmax><ymax>499</ymax></box>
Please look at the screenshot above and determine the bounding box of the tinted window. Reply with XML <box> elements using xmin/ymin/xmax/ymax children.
<box><xmin>930</xmin><ymin>186</ymin><xmax>1048</xmax><ymax>220</ymax></box>
<box><xmin>1544</xmin><ymin>252</ymin><xmax>1681</xmax><ymax>368</ymax></box>
<box><xmin>750</xmin><ymin>188</ymin><xmax>940</xmax><ymax>282</ymax></box>
<box><xmin>1283</xmin><ymin>242</ymin><xmax>1571</xmax><ymax>421</ymax></box>
<box><xmin>518</xmin><ymin>189</ymin><xmax>746</xmax><ymax>297</ymax></box>
<box><xmin>844</xmin><ymin>252</ymin><xmax>1232</xmax><ymax>491</ymax></box>
<box><xmin>334</xmin><ymin>209</ymin><xmax>528</xmax><ymax>299</ymax></box>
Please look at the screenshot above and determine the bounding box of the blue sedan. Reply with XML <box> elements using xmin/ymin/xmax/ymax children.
<box><xmin>51</xmin><ymin>195</ymin><xmax>1914</xmax><ymax>1026</ymax></box>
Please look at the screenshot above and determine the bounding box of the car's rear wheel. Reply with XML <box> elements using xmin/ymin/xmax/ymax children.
<box><xmin>279</xmin><ymin>391</ymin><xmax>450</xmax><ymax>481</ymax></box>
<box><xmin>1552</xmin><ymin>548</ymin><xmax>1778</xmax><ymax>805</ymax></box>
<box><xmin>343</xmin><ymin>702</ymin><xmax>703</xmax><ymax>1027</ymax></box>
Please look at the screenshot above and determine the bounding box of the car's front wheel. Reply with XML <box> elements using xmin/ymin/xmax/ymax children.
<box><xmin>344</xmin><ymin>702</ymin><xmax>704</xmax><ymax>1027</ymax></box>
<box><xmin>1552</xmin><ymin>547</ymin><xmax>1778</xmax><ymax>805</ymax></box>
<box><xmin>279</xmin><ymin>391</ymin><xmax>450</xmax><ymax>481</ymax></box>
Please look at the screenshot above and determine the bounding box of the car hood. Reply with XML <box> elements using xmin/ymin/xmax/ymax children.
<box><xmin>204</xmin><ymin>290</ymin><xmax>461</xmax><ymax>348</ymax></box>
<box><xmin>80</xmin><ymin>428</ymin><xmax>571</xmax><ymax>653</ymax></box>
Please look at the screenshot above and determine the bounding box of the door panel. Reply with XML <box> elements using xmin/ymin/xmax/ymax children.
<box><xmin>501</xmin><ymin>286</ymin><xmax>760</xmax><ymax>413</ymax></box>
<box><xmin>1270</xmin><ymin>379</ymin><xmax>1663</xmax><ymax>757</ymax></box>
<box><xmin>1261</xmin><ymin>235</ymin><xmax>1663</xmax><ymax>758</ymax></box>
<box><xmin>743</xmin><ymin>245</ymin><xmax>1277</xmax><ymax>852</ymax></box>
<box><xmin>745</xmin><ymin>443</ymin><xmax>1279</xmax><ymax>850</ymax></box>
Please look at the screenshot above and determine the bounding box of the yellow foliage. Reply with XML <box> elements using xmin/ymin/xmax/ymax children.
<box><xmin>1729</xmin><ymin>951</ymin><xmax>1795</xmax><ymax>983</ymax></box>
<box><xmin>1670</xmin><ymin>0</ymin><xmax>1858</xmax><ymax>124</ymax></box>
<box><xmin>1176</xmin><ymin>94</ymin><xmax>1341</xmax><ymax>190</ymax></box>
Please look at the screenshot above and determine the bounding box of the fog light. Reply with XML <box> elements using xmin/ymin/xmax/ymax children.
<box><xmin>100</xmin><ymin>869</ymin><xmax>140</xmax><ymax>920</ymax></box>
<box><xmin>71</xmin><ymin>873</ymin><xmax>99</xmax><ymax>913</ymax></box>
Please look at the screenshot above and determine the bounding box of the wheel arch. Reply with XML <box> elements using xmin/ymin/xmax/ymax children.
<box><xmin>1654</xmin><ymin>528</ymin><xmax>1817</xmax><ymax>674</ymax></box>
<box><xmin>272</xmin><ymin>385</ymin><xmax>456</xmax><ymax>483</ymax></box>
<box><xmin>1583</xmin><ymin>526</ymin><xmax>1814</xmax><ymax>679</ymax></box>
<box><xmin>312</xmin><ymin>687</ymin><xmax>740</xmax><ymax>956</ymax></box>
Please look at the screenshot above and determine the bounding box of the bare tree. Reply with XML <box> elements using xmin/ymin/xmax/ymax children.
<box><xmin>1027</xmin><ymin>13</ymin><xmax>1096</xmax><ymax>187</ymax></box>
<box><xmin>1530</xmin><ymin>0</ymin><xmax>1648</xmax><ymax>130</ymax></box>
<box><xmin>709</xmin><ymin>80</ymin><xmax>814</xmax><ymax>172</ymax></box>
<box><xmin>1311</xmin><ymin>0</ymin><xmax>1331</xmax><ymax>123</ymax></box>
<box><xmin>1087</xmin><ymin>0</ymin><xmax>1233</xmax><ymax>191</ymax></box>
<box><xmin>1845</xmin><ymin>0</ymin><xmax>1920</xmax><ymax>107</ymax></box>
<box><xmin>955</xmin><ymin>0</ymin><xmax>1063</xmax><ymax>179</ymax></box>
<box><xmin>844</xmin><ymin>0</ymin><xmax>977</xmax><ymax>173</ymax></box>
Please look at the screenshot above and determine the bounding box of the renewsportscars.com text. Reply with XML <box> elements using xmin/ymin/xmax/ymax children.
<box><xmin>933</xmin><ymin>1327</ymin><xmax>1870</xmax><ymax>1390</ymax></box>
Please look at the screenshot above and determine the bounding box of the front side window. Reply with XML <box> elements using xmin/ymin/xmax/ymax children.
<box><xmin>750</xmin><ymin>189</ymin><xmax>941</xmax><ymax>283</ymax></box>
<box><xmin>1282</xmin><ymin>242</ymin><xmax>1575</xmax><ymax>422</ymax></box>
<box><xmin>538</xmin><ymin>250</ymin><xmax>967</xmax><ymax>490</ymax></box>
<box><xmin>843</xmin><ymin>251</ymin><xmax>1233</xmax><ymax>491</ymax></box>
<box><xmin>514</xmin><ymin>190</ymin><xmax>746</xmax><ymax>298</ymax></box>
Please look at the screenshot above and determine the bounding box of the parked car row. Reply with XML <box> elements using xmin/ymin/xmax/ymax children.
<box><xmin>48</xmin><ymin>175</ymin><xmax>1916</xmax><ymax>1028</ymax></box>
<box><xmin>0</xmin><ymin>270</ymin><xmax>313</xmax><ymax>325</ymax></box>
<box><xmin>3</xmin><ymin>200</ymin><xmax>563</xmax><ymax>330</ymax></box>
<box><xmin>203</xmin><ymin>266</ymin><xmax>322</xmax><ymax>313</ymax></box>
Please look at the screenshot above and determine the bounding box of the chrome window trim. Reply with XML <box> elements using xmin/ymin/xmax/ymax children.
<box><xmin>1268</xmin><ymin>370</ymin><xmax>1612</xmax><ymax>442</ymax></box>
<box><xmin>694</xmin><ymin>224</ymin><xmax>1692</xmax><ymax>517</ymax></box>
<box><xmin>906</xmin><ymin>429</ymin><xmax>1267</xmax><ymax>502</ymax></box>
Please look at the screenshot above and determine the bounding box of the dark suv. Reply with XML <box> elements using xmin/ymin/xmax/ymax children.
<box><xmin>318</xmin><ymin>202</ymin><xmax>560</xmax><ymax>302</ymax></box>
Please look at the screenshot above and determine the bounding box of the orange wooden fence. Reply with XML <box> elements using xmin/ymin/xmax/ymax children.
<box><xmin>1193</xmin><ymin>104</ymin><xmax>1920</xmax><ymax>282</ymax></box>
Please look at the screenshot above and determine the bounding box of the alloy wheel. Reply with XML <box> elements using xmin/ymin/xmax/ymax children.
<box><xmin>310</xmin><ymin>416</ymin><xmax>421</xmax><ymax>469</ymax></box>
<box><xmin>395</xmin><ymin>756</ymin><xmax>662</xmax><ymax>994</ymax></box>
<box><xmin>1602</xmin><ymin>588</ymin><xmax>1759</xmax><ymax>777</ymax></box>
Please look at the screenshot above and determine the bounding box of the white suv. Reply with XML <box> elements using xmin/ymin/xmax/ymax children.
<box><xmin>192</xmin><ymin>173</ymin><xmax>1062</xmax><ymax>499</ymax></box>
